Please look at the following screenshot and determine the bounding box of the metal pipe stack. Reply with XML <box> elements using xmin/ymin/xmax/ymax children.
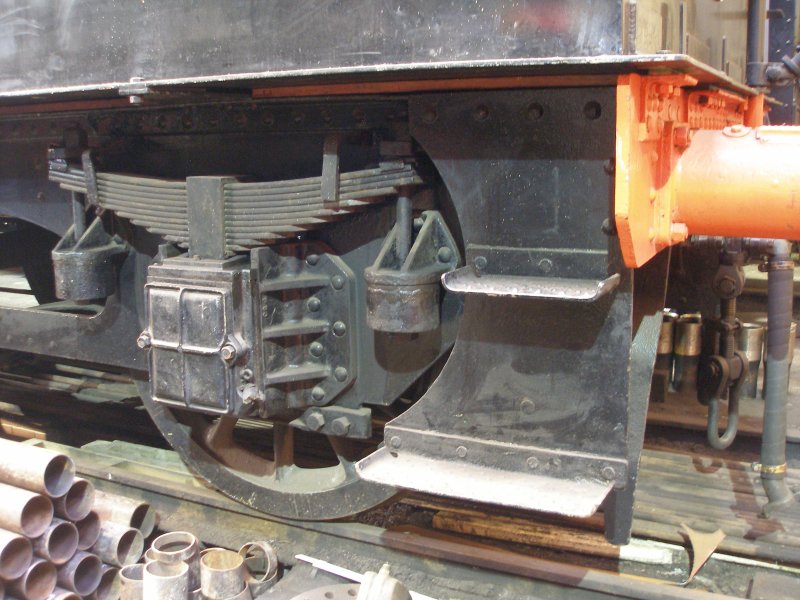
<box><xmin>0</xmin><ymin>439</ymin><xmax>155</xmax><ymax>600</ymax></box>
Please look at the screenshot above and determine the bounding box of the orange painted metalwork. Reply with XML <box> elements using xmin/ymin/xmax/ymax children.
<box><xmin>674</xmin><ymin>126</ymin><xmax>800</xmax><ymax>240</ymax></box>
<box><xmin>614</xmin><ymin>73</ymin><xmax>775</xmax><ymax>267</ymax></box>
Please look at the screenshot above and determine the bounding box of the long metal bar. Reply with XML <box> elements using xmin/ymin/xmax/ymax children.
<box><xmin>42</xmin><ymin>441</ymin><xmax>743</xmax><ymax>600</ymax></box>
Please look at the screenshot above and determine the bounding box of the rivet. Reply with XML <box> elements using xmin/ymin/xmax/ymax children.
<box><xmin>474</xmin><ymin>105</ymin><xmax>489</xmax><ymax>121</ymax></box>
<box><xmin>332</xmin><ymin>321</ymin><xmax>347</xmax><ymax>336</ymax></box>
<box><xmin>527</xmin><ymin>102</ymin><xmax>544</xmax><ymax>121</ymax></box>
<box><xmin>550</xmin><ymin>457</ymin><xmax>562</xmax><ymax>469</ymax></box>
<box><xmin>456</xmin><ymin>446</ymin><xmax>468</xmax><ymax>459</ymax></box>
<box><xmin>309</xmin><ymin>342</ymin><xmax>324</xmax><ymax>357</ymax></box>
<box><xmin>537</xmin><ymin>258</ymin><xmax>553</xmax><ymax>274</ymax></box>
<box><xmin>601</xmin><ymin>466</ymin><xmax>616</xmax><ymax>481</ymax></box>
<box><xmin>307</xmin><ymin>297</ymin><xmax>321</xmax><ymax>312</ymax></box>
<box><xmin>473</xmin><ymin>256</ymin><xmax>488</xmax><ymax>271</ymax></box>
<box><xmin>389</xmin><ymin>436</ymin><xmax>402</xmax><ymax>449</ymax></box>
<box><xmin>520</xmin><ymin>398</ymin><xmax>536</xmax><ymax>414</ymax></box>
<box><xmin>422</xmin><ymin>107</ymin><xmax>438</xmax><ymax>124</ymax></box>
<box><xmin>307</xmin><ymin>254</ymin><xmax>320</xmax><ymax>266</ymax></box>
<box><xmin>311</xmin><ymin>386</ymin><xmax>326</xmax><ymax>402</ymax></box>
<box><xmin>240</xmin><ymin>368</ymin><xmax>254</xmax><ymax>383</ymax></box>
<box><xmin>437</xmin><ymin>247</ymin><xmax>453</xmax><ymax>263</ymax></box>
<box><xmin>334</xmin><ymin>366</ymin><xmax>348</xmax><ymax>381</ymax></box>
<box><xmin>526</xmin><ymin>456</ymin><xmax>540</xmax><ymax>469</ymax></box>
<box><xmin>331</xmin><ymin>275</ymin><xmax>345</xmax><ymax>290</ymax></box>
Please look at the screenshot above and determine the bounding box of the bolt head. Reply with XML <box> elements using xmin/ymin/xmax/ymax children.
<box><xmin>136</xmin><ymin>333</ymin><xmax>151</xmax><ymax>349</ymax></box>
<box><xmin>306</xmin><ymin>411</ymin><xmax>325</xmax><ymax>431</ymax></box>
<box><xmin>311</xmin><ymin>386</ymin><xmax>326</xmax><ymax>402</ymax></box>
<box><xmin>309</xmin><ymin>341</ymin><xmax>324</xmax><ymax>357</ymax></box>
<box><xmin>331</xmin><ymin>417</ymin><xmax>351</xmax><ymax>437</ymax></box>
<box><xmin>334</xmin><ymin>366</ymin><xmax>349</xmax><ymax>381</ymax></box>
<box><xmin>220</xmin><ymin>344</ymin><xmax>237</xmax><ymax>362</ymax></box>
<box><xmin>307</xmin><ymin>297</ymin><xmax>321</xmax><ymax>312</ymax></box>
<box><xmin>331</xmin><ymin>275</ymin><xmax>345</xmax><ymax>290</ymax></box>
<box><xmin>437</xmin><ymin>247</ymin><xmax>453</xmax><ymax>263</ymax></box>
<box><xmin>332</xmin><ymin>321</ymin><xmax>347</xmax><ymax>336</ymax></box>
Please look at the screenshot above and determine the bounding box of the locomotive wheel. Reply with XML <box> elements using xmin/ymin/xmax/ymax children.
<box><xmin>137</xmin><ymin>382</ymin><xmax>396</xmax><ymax>520</ymax></box>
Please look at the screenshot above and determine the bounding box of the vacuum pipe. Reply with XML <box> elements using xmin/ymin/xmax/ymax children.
<box><xmin>0</xmin><ymin>440</ymin><xmax>74</xmax><ymax>497</ymax></box>
<box><xmin>760</xmin><ymin>239</ymin><xmax>796</xmax><ymax>513</ymax></box>
<box><xmin>0</xmin><ymin>484</ymin><xmax>53</xmax><ymax>538</ymax></box>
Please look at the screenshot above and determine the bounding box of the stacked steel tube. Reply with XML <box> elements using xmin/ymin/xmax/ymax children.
<box><xmin>0</xmin><ymin>439</ymin><xmax>156</xmax><ymax>600</ymax></box>
<box><xmin>127</xmin><ymin>534</ymin><xmax>278</xmax><ymax>600</ymax></box>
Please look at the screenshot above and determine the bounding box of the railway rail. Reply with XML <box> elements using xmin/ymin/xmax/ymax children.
<box><xmin>1</xmin><ymin>360</ymin><xmax>800</xmax><ymax>599</ymax></box>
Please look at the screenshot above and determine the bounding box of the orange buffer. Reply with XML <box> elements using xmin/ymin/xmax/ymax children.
<box><xmin>613</xmin><ymin>73</ymin><xmax>796</xmax><ymax>268</ymax></box>
<box><xmin>674</xmin><ymin>126</ymin><xmax>800</xmax><ymax>240</ymax></box>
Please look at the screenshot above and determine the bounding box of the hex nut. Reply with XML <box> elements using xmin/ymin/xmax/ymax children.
<box><xmin>331</xmin><ymin>417</ymin><xmax>351</xmax><ymax>437</ymax></box>
<box><xmin>220</xmin><ymin>344</ymin><xmax>237</xmax><ymax>362</ymax></box>
<box><xmin>305</xmin><ymin>411</ymin><xmax>325</xmax><ymax>431</ymax></box>
<box><xmin>136</xmin><ymin>333</ymin><xmax>151</xmax><ymax>349</ymax></box>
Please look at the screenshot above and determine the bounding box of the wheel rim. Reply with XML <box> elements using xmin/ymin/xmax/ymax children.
<box><xmin>137</xmin><ymin>382</ymin><xmax>396</xmax><ymax>520</ymax></box>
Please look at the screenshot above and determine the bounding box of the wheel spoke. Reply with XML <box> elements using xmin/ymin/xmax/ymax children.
<box><xmin>203</xmin><ymin>416</ymin><xmax>276</xmax><ymax>477</ymax></box>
